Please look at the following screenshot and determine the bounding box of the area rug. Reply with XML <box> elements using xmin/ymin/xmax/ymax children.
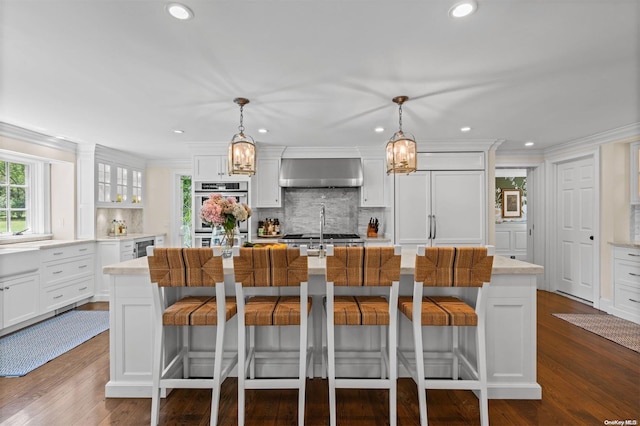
<box><xmin>552</xmin><ymin>313</ymin><xmax>640</xmax><ymax>353</ymax></box>
<box><xmin>0</xmin><ymin>310</ymin><xmax>109</xmax><ymax>377</ymax></box>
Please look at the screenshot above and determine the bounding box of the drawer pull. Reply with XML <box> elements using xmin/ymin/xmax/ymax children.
<box><xmin>630</xmin><ymin>298</ymin><xmax>640</xmax><ymax>304</ymax></box>
<box><xmin>78</xmin><ymin>265</ymin><xmax>88</xmax><ymax>269</ymax></box>
<box><xmin>79</xmin><ymin>248</ymin><xmax>88</xmax><ymax>251</ymax></box>
<box><xmin>79</xmin><ymin>286</ymin><xmax>88</xmax><ymax>291</ymax></box>
<box><xmin>53</xmin><ymin>270</ymin><xmax>63</xmax><ymax>275</ymax></box>
<box><xmin>628</xmin><ymin>253</ymin><xmax>640</xmax><ymax>257</ymax></box>
<box><xmin>53</xmin><ymin>294</ymin><xmax>63</xmax><ymax>299</ymax></box>
<box><xmin>53</xmin><ymin>251</ymin><xmax>64</xmax><ymax>256</ymax></box>
<box><xmin>628</xmin><ymin>272</ymin><xmax>640</xmax><ymax>277</ymax></box>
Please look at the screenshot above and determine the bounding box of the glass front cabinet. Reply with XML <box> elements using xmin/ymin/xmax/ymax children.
<box><xmin>96</xmin><ymin>161</ymin><xmax>144</xmax><ymax>208</ymax></box>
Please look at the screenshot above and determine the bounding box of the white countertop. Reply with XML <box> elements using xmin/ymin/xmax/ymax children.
<box><xmin>609</xmin><ymin>241</ymin><xmax>640</xmax><ymax>248</ymax></box>
<box><xmin>0</xmin><ymin>239</ymin><xmax>94</xmax><ymax>249</ymax></box>
<box><xmin>103</xmin><ymin>249</ymin><xmax>543</xmax><ymax>276</ymax></box>
<box><xmin>95</xmin><ymin>233</ymin><xmax>164</xmax><ymax>242</ymax></box>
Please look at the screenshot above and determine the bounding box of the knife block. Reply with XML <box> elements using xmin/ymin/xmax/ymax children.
<box><xmin>367</xmin><ymin>224</ymin><xmax>378</xmax><ymax>238</ymax></box>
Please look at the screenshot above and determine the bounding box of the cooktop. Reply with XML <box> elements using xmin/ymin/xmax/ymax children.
<box><xmin>282</xmin><ymin>233</ymin><xmax>361</xmax><ymax>240</ymax></box>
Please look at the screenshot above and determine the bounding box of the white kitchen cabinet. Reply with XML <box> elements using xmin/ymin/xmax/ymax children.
<box><xmin>40</xmin><ymin>242</ymin><xmax>95</xmax><ymax>312</ymax></box>
<box><xmin>96</xmin><ymin>161</ymin><xmax>144</xmax><ymax>208</ymax></box>
<box><xmin>1</xmin><ymin>272</ymin><xmax>39</xmax><ymax>329</ymax></box>
<box><xmin>95</xmin><ymin>239</ymin><xmax>135</xmax><ymax>301</ymax></box>
<box><xmin>609</xmin><ymin>246</ymin><xmax>640</xmax><ymax>324</ymax></box>
<box><xmin>361</xmin><ymin>158</ymin><xmax>386</xmax><ymax>207</ymax></box>
<box><xmin>194</xmin><ymin>155</ymin><xmax>251</xmax><ymax>181</ymax></box>
<box><xmin>154</xmin><ymin>235</ymin><xmax>165</xmax><ymax>248</ymax></box>
<box><xmin>254</xmin><ymin>158</ymin><xmax>282</xmax><ymax>207</ymax></box>
<box><xmin>394</xmin><ymin>170</ymin><xmax>485</xmax><ymax>247</ymax></box>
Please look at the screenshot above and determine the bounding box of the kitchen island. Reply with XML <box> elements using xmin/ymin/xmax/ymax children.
<box><xmin>103</xmin><ymin>250</ymin><xmax>543</xmax><ymax>400</ymax></box>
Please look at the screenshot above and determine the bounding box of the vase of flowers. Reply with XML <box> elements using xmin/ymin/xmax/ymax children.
<box><xmin>200</xmin><ymin>193</ymin><xmax>252</xmax><ymax>257</ymax></box>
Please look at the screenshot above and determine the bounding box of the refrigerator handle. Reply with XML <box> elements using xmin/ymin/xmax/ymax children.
<box><xmin>432</xmin><ymin>215</ymin><xmax>436</xmax><ymax>240</ymax></box>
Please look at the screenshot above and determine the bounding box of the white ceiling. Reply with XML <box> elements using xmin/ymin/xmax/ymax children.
<box><xmin>1</xmin><ymin>0</ymin><xmax>638</xmax><ymax>160</ymax></box>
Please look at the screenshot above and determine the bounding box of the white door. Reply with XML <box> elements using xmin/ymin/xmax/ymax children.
<box><xmin>556</xmin><ymin>157</ymin><xmax>596</xmax><ymax>301</ymax></box>
<box><xmin>431</xmin><ymin>170</ymin><xmax>485</xmax><ymax>247</ymax></box>
<box><xmin>394</xmin><ymin>171</ymin><xmax>430</xmax><ymax>246</ymax></box>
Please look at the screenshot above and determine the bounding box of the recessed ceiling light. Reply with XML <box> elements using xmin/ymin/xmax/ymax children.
<box><xmin>166</xmin><ymin>3</ymin><xmax>194</xmax><ymax>20</ymax></box>
<box><xmin>258</xmin><ymin>128</ymin><xmax>269</xmax><ymax>134</ymax></box>
<box><xmin>173</xmin><ymin>129</ymin><xmax>184</xmax><ymax>134</ymax></box>
<box><xmin>449</xmin><ymin>1</ymin><xmax>477</xmax><ymax>18</ymax></box>
<box><xmin>460</xmin><ymin>126</ymin><xmax>471</xmax><ymax>132</ymax></box>
<box><xmin>374</xmin><ymin>127</ymin><xmax>385</xmax><ymax>133</ymax></box>
<box><xmin>525</xmin><ymin>141</ymin><xmax>535</xmax><ymax>147</ymax></box>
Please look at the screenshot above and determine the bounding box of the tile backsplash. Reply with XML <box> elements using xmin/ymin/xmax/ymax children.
<box><xmin>253</xmin><ymin>188</ymin><xmax>385</xmax><ymax>236</ymax></box>
<box><xmin>96</xmin><ymin>208</ymin><xmax>143</xmax><ymax>236</ymax></box>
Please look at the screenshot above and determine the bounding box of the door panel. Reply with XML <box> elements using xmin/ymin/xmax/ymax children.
<box><xmin>556</xmin><ymin>157</ymin><xmax>595</xmax><ymax>301</ymax></box>
<box><xmin>431</xmin><ymin>171</ymin><xmax>485</xmax><ymax>246</ymax></box>
<box><xmin>394</xmin><ymin>172</ymin><xmax>430</xmax><ymax>245</ymax></box>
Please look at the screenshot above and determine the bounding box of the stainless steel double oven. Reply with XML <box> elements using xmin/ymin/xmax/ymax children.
<box><xmin>193</xmin><ymin>181</ymin><xmax>249</xmax><ymax>248</ymax></box>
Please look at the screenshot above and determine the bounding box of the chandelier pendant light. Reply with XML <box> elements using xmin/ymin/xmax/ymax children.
<box><xmin>385</xmin><ymin>96</ymin><xmax>417</xmax><ymax>174</ymax></box>
<box><xmin>228</xmin><ymin>97</ymin><xmax>256</xmax><ymax>176</ymax></box>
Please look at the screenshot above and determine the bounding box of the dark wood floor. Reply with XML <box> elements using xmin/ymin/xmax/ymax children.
<box><xmin>0</xmin><ymin>292</ymin><xmax>638</xmax><ymax>425</ymax></box>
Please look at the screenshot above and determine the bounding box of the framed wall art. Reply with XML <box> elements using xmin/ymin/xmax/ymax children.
<box><xmin>502</xmin><ymin>188</ymin><xmax>522</xmax><ymax>218</ymax></box>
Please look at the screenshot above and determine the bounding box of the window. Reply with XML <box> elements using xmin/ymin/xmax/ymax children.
<box><xmin>0</xmin><ymin>160</ymin><xmax>29</xmax><ymax>234</ymax></box>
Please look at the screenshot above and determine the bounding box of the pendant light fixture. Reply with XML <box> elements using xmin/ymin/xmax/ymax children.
<box><xmin>385</xmin><ymin>96</ymin><xmax>417</xmax><ymax>174</ymax></box>
<box><xmin>228</xmin><ymin>97</ymin><xmax>256</xmax><ymax>176</ymax></box>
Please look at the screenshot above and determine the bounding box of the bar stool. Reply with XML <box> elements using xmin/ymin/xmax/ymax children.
<box><xmin>324</xmin><ymin>245</ymin><xmax>401</xmax><ymax>426</ymax></box>
<box><xmin>397</xmin><ymin>246</ymin><xmax>494</xmax><ymax>426</ymax></box>
<box><xmin>233</xmin><ymin>246</ymin><xmax>312</xmax><ymax>426</ymax></box>
<box><xmin>147</xmin><ymin>247</ymin><xmax>238</xmax><ymax>426</ymax></box>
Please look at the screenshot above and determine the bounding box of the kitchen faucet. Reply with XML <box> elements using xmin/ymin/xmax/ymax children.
<box><xmin>319</xmin><ymin>203</ymin><xmax>325</xmax><ymax>258</ymax></box>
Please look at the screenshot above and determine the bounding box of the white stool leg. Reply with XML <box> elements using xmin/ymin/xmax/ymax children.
<box><xmin>236</xmin><ymin>283</ymin><xmax>246</xmax><ymax>426</ymax></box>
<box><xmin>151</xmin><ymin>322</ymin><xmax>163</xmax><ymax>425</ymax></box>
<box><xmin>210</xmin><ymin>325</ymin><xmax>224</xmax><ymax>426</ymax></box>
<box><xmin>389</xmin><ymin>319</ymin><xmax>397</xmax><ymax>426</ymax></box>
<box><xmin>477</xmin><ymin>316</ymin><xmax>489</xmax><ymax>426</ymax></box>
<box><xmin>298</xmin><ymin>286</ymin><xmax>309</xmax><ymax>425</ymax></box>
<box><xmin>452</xmin><ymin>326</ymin><xmax>459</xmax><ymax>380</ymax></box>
<box><xmin>380</xmin><ymin>325</ymin><xmax>387</xmax><ymax>379</ymax></box>
<box><xmin>412</xmin><ymin>288</ymin><xmax>428</xmax><ymax>426</ymax></box>
<box><xmin>326</xmin><ymin>283</ymin><xmax>337</xmax><ymax>426</ymax></box>
<box><xmin>249</xmin><ymin>326</ymin><xmax>255</xmax><ymax>379</ymax></box>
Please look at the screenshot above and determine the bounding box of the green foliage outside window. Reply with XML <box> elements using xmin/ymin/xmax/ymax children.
<box><xmin>0</xmin><ymin>160</ymin><xmax>28</xmax><ymax>234</ymax></box>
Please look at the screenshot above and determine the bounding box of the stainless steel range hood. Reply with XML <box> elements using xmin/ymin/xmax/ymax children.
<box><xmin>279</xmin><ymin>158</ymin><xmax>363</xmax><ymax>187</ymax></box>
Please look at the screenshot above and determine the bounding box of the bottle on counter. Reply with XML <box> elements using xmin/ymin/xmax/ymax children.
<box><xmin>274</xmin><ymin>218</ymin><xmax>280</xmax><ymax>235</ymax></box>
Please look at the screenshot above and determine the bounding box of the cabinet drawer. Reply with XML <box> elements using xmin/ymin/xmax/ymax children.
<box><xmin>42</xmin><ymin>243</ymin><xmax>95</xmax><ymax>262</ymax></box>
<box><xmin>120</xmin><ymin>241</ymin><xmax>134</xmax><ymax>253</ymax></box>
<box><xmin>43</xmin><ymin>256</ymin><xmax>94</xmax><ymax>287</ymax></box>
<box><xmin>614</xmin><ymin>259</ymin><xmax>640</xmax><ymax>289</ymax></box>
<box><xmin>613</xmin><ymin>246</ymin><xmax>640</xmax><ymax>263</ymax></box>
<box><xmin>41</xmin><ymin>277</ymin><xmax>94</xmax><ymax>312</ymax></box>
<box><xmin>614</xmin><ymin>283</ymin><xmax>640</xmax><ymax>314</ymax></box>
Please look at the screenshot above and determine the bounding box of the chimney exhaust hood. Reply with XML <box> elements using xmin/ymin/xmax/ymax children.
<box><xmin>279</xmin><ymin>158</ymin><xmax>363</xmax><ymax>188</ymax></box>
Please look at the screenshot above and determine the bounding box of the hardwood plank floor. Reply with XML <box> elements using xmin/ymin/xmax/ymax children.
<box><xmin>0</xmin><ymin>292</ymin><xmax>638</xmax><ymax>425</ymax></box>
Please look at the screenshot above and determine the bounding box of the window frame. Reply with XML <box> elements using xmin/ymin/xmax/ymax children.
<box><xmin>0</xmin><ymin>152</ymin><xmax>48</xmax><ymax>236</ymax></box>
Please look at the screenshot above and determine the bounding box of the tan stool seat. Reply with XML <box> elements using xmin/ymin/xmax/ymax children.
<box><xmin>331</xmin><ymin>295</ymin><xmax>391</xmax><ymax>325</ymax></box>
<box><xmin>398</xmin><ymin>296</ymin><xmax>477</xmax><ymax>326</ymax></box>
<box><xmin>244</xmin><ymin>295</ymin><xmax>312</xmax><ymax>326</ymax></box>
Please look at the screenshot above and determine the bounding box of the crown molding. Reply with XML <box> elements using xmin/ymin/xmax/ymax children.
<box><xmin>0</xmin><ymin>121</ymin><xmax>78</xmax><ymax>153</ymax></box>
<box><xmin>544</xmin><ymin>122</ymin><xmax>640</xmax><ymax>158</ymax></box>
<box><xmin>146</xmin><ymin>158</ymin><xmax>192</xmax><ymax>168</ymax></box>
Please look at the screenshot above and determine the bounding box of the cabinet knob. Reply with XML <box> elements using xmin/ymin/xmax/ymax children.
<box><xmin>589</xmin><ymin>235</ymin><xmax>594</xmax><ymax>240</ymax></box>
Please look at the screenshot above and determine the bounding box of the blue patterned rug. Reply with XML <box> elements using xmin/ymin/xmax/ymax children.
<box><xmin>0</xmin><ymin>310</ymin><xmax>109</xmax><ymax>377</ymax></box>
